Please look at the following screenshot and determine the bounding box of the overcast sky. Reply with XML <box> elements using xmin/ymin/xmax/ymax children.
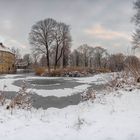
<box><xmin>0</xmin><ymin>0</ymin><xmax>137</xmax><ymax>55</ymax></box>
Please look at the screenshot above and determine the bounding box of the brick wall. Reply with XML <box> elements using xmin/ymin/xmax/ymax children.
<box><xmin>0</xmin><ymin>51</ymin><xmax>16</xmax><ymax>74</ymax></box>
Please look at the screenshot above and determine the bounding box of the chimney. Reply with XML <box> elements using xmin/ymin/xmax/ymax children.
<box><xmin>0</xmin><ymin>42</ymin><xmax>5</xmax><ymax>48</ymax></box>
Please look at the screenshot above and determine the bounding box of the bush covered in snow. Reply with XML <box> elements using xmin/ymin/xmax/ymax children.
<box><xmin>81</xmin><ymin>88</ymin><xmax>96</xmax><ymax>102</ymax></box>
<box><xmin>0</xmin><ymin>85</ymin><xmax>7</xmax><ymax>105</ymax></box>
<box><xmin>6</xmin><ymin>80</ymin><xmax>32</xmax><ymax>110</ymax></box>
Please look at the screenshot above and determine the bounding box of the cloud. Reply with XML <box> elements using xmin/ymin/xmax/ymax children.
<box><xmin>5</xmin><ymin>39</ymin><xmax>27</xmax><ymax>48</ymax></box>
<box><xmin>3</xmin><ymin>38</ymin><xmax>29</xmax><ymax>56</ymax></box>
<box><xmin>0</xmin><ymin>0</ymin><xmax>134</xmax><ymax>55</ymax></box>
<box><xmin>0</xmin><ymin>34</ymin><xmax>27</xmax><ymax>49</ymax></box>
<box><xmin>85</xmin><ymin>24</ymin><xmax>131</xmax><ymax>41</ymax></box>
<box><xmin>2</xmin><ymin>20</ymin><xmax>12</xmax><ymax>30</ymax></box>
<box><xmin>0</xmin><ymin>35</ymin><xmax>5</xmax><ymax>42</ymax></box>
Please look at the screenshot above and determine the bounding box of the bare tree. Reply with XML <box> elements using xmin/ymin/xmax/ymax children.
<box><xmin>108</xmin><ymin>53</ymin><xmax>125</xmax><ymax>72</ymax></box>
<box><xmin>92</xmin><ymin>46</ymin><xmax>108</xmax><ymax>69</ymax></box>
<box><xmin>61</xmin><ymin>25</ymin><xmax>71</xmax><ymax>68</ymax></box>
<box><xmin>11</xmin><ymin>47</ymin><xmax>21</xmax><ymax>60</ymax></box>
<box><xmin>29</xmin><ymin>18</ymin><xmax>57</xmax><ymax>73</ymax></box>
<box><xmin>39</xmin><ymin>54</ymin><xmax>47</xmax><ymax>67</ymax></box>
<box><xmin>132</xmin><ymin>0</ymin><xmax>140</xmax><ymax>51</ymax></box>
<box><xmin>70</xmin><ymin>50</ymin><xmax>81</xmax><ymax>67</ymax></box>
<box><xmin>125</xmin><ymin>55</ymin><xmax>140</xmax><ymax>69</ymax></box>
<box><xmin>31</xmin><ymin>52</ymin><xmax>39</xmax><ymax>66</ymax></box>
<box><xmin>29</xmin><ymin>18</ymin><xmax>71</xmax><ymax>71</ymax></box>
<box><xmin>23</xmin><ymin>54</ymin><xmax>32</xmax><ymax>67</ymax></box>
<box><xmin>132</xmin><ymin>28</ymin><xmax>140</xmax><ymax>50</ymax></box>
<box><xmin>69</xmin><ymin>45</ymin><xmax>109</xmax><ymax>69</ymax></box>
<box><xmin>53</xmin><ymin>22</ymin><xmax>71</xmax><ymax>69</ymax></box>
<box><xmin>77</xmin><ymin>44</ymin><xmax>90</xmax><ymax>67</ymax></box>
<box><xmin>61</xmin><ymin>44</ymin><xmax>71</xmax><ymax>68</ymax></box>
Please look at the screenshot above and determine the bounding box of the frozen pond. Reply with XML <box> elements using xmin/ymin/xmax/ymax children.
<box><xmin>1</xmin><ymin>73</ymin><xmax>109</xmax><ymax>109</ymax></box>
<box><xmin>13</xmin><ymin>78</ymin><xmax>82</xmax><ymax>90</ymax></box>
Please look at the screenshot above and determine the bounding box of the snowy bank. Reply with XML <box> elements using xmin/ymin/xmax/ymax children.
<box><xmin>0</xmin><ymin>87</ymin><xmax>140</xmax><ymax>140</ymax></box>
<box><xmin>31</xmin><ymin>84</ymin><xmax>90</xmax><ymax>97</ymax></box>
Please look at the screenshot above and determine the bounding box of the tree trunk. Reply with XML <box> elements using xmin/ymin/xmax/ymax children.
<box><xmin>54</xmin><ymin>44</ymin><xmax>59</xmax><ymax>70</ymax></box>
<box><xmin>46</xmin><ymin>44</ymin><xmax>50</xmax><ymax>73</ymax></box>
<box><xmin>62</xmin><ymin>42</ymin><xmax>67</xmax><ymax>68</ymax></box>
<box><xmin>62</xmin><ymin>49</ymin><xmax>66</xmax><ymax>68</ymax></box>
<box><xmin>54</xmin><ymin>46</ymin><xmax>64</xmax><ymax>70</ymax></box>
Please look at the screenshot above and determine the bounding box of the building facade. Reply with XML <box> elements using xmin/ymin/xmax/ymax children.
<box><xmin>0</xmin><ymin>43</ymin><xmax>16</xmax><ymax>74</ymax></box>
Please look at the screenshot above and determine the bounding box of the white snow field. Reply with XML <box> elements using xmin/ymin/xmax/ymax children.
<box><xmin>0</xmin><ymin>73</ymin><xmax>140</xmax><ymax>140</ymax></box>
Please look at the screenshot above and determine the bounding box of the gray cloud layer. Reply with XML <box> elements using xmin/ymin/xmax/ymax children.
<box><xmin>0</xmin><ymin>0</ymin><xmax>135</xmax><ymax>54</ymax></box>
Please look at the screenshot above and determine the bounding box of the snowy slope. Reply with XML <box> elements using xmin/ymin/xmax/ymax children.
<box><xmin>0</xmin><ymin>87</ymin><xmax>140</xmax><ymax>140</ymax></box>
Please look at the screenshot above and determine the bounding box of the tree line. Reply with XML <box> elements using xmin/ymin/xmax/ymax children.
<box><xmin>27</xmin><ymin>17</ymin><xmax>140</xmax><ymax>73</ymax></box>
<box><xmin>28</xmin><ymin>43</ymin><xmax>140</xmax><ymax>73</ymax></box>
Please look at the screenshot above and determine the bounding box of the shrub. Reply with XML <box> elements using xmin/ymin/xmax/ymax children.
<box><xmin>50</xmin><ymin>69</ymin><xmax>62</xmax><ymax>77</ymax></box>
<box><xmin>95</xmin><ymin>68</ymin><xmax>111</xmax><ymax>73</ymax></box>
<box><xmin>107</xmin><ymin>72</ymin><xmax>137</xmax><ymax>92</ymax></box>
<box><xmin>81</xmin><ymin>88</ymin><xmax>96</xmax><ymax>102</ymax></box>
<box><xmin>124</xmin><ymin>55</ymin><xmax>140</xmax><ymax>82</ymax></box>
<box><xmin>0</xmin><ymin>91</ymin><xmax>5</xmax><ymax>105</ymax></box>
<box><xmin>0</xmin><ymin>85</ymin><xmax>7</xmax><ymax>106</ymax></box>
<box><xmin>34</xmin><ymin>67</ymin><xmax>46</xmax><ymax>76</ymax></box>
<box><xmin>6</xmin><ymin>81</ymin><xmax>32</xmax><ymax>110</ymax></box>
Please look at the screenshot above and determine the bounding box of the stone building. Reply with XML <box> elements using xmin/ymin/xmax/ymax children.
<box><xmin>0</xmin><ymin>43</ymin><xmax>16</xmax><ymax>74</ymax></box>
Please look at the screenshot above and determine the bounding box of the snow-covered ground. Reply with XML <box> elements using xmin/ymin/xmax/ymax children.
<box><xmin>0</xmin><ymin>73</ymin><xmax>140</xmax><ymax>140</ymax></box>
<box><xmin>74</xmin><ymin>73</ymin><xmax>113</xmax><ymax>85</ymax></box>
<box><xmin>0</xmin><ymin>86</ymin><xmax>140</xmax><ymax>140</ymax></box>
<box><xmin>32</xmin><ymin>84</ymin><xmax>90</xmax><ymax>97</ymax></box>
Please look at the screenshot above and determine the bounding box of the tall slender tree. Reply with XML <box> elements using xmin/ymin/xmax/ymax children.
<box><xmin>53</xmin><ymin>22</ymin><xmax>71</xmax><ymax>69</ymax></box>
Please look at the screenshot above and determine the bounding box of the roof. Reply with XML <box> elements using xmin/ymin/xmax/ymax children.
<box><xmin>16</xmin><ymin>61</ymin><xmax>28</xmax><ymax>67</ymax></box>
<box><xmin>0</xmin><ymin>43</ymin><xmax>13</xmax><ymax>54</ymax></box>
